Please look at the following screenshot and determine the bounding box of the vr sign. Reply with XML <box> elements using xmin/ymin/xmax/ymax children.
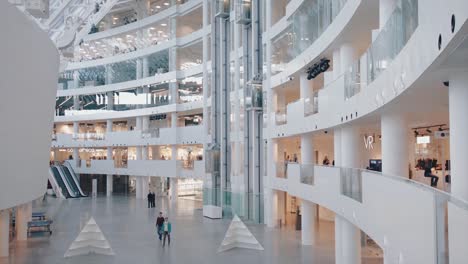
<box><xmin>364</xmin><ymin>135</ymin><xmax>374</xmax><ymax>150</ymax></box>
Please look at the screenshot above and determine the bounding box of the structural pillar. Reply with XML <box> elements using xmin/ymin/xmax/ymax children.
<box><xmin>106</xmin><ymin>175</ymin><xmax>113</xmax><ymax>197</ymax></box>
<box><xmin>16</xmin><ymin>202</ymin><xmax>31</xmax><ymax>241</ymax></box>
<box><xmin>106</xmin><ymin>92</ymin><xmax>114</xmax><ymax>110</ymax></box>
<box><xmin>301</xmin><ymin>133</ymin><xmax>314</xmax><ymax>164</ymax></box>
<box><xmin>340</xmin><ymin>43</ymin><xmax>356</xmax><ymax>76</ymax></box>
<box><xmin>335</xmin><ymin>125</ymin><xmax>361</xmax><ymax>264</ymax></box>
<box><xmin>0</xmin><ymin>210</ymin><xmax>9</xmax><ymax>257</ymax></box>
<box><xmin>333</xmin><ymin>49</ymin><xmax>341</xmax><ymax>79</ymax></box>
<box><xmin>449</xmin><ymin>72</ymin><xmax>468</xmax><ymax>201</ymax></box>
<box><xmin>334</xmin><ymin>128</ymin><xmax>342</xmax><ymax>166</ymax></box>
<box><xmin>381</xmin><ymin>112</ymin><xmax>408</xmax><ymax>177</ymax></box>
<box><xmin>300</xmin><ymin>73</ymin><xmax>312</xmax><ymax>99</ymax></box>
<box><xmin>171</xmin><ymin>112</ymin><xmax>177</xmax><ymax>128</ymax></box>
<box><xmin>170</xmin><ymin>178</ymin><xmax>178</xmax><ymax>201</ymax></box>
<box><xmin>301</xmin><ymin>200</ymin><xmax>317</xmax><ymax>245</ymax></box>
<box><xmin>265</xmin><ymin>188</ymin><xmax>278</xmax><ymax>228</ymax></box>
<box><xmin>379</xmin><ymin>0</ymin><xmax>397</xmax><ymax>29</ymax></box>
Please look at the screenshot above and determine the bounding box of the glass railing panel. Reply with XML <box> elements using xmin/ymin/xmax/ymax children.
<box><xmin>367</xmin><ymin>0</ymin><xmax>418</xmax><ymax>83</ymax></box>
<box><xmin>304</xmin><ymin>92</ymin><xmax>319</xmax><ymax>116</ymax></box>
<box><xmin>276</xmin><ymin>162</ymin><xmax>288</xmax><ymax>178</ymax></box>
<box><xmin>300</xmin><ymin>163</ymin><xmax>315</xmax><ymax>185</ymax></box>
<box><xmin>344</xmin><ymin>60</ymin><xmax>361</xmax><ymax>100</ymax></box>
<box><xmin>275</xmin><ymin>108</ymin><xmax>287</xmax><ymax>125</ymax></box>
<box><xmin>141</xmin><ymin>128</ymin><xmax>160</xmax><ymax>139</ymax></box>
<box><xmin>73</xmin><ymin>133</ymin><xmax>106</xmax><ymax>141</ymax></box>
<box><xmin>340</xmin><ymin>167</ymin><xmax>362</xmax><ymax>202</ymax></box>
<box><xmin>271</xmin><ymin>0</ymin><xmax>348</xmax><ymax>75</ymax></box>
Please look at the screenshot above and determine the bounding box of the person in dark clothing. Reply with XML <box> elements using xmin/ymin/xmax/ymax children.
<box><xmin>147</xmin><ymin>192</ymin><xmax>152</xmax><ymax>208</ymax></box>
<box><xmin>156</xmin><ymin>212</ymin><xmax>165</xmax><ymax>241</ymax></box>
<box><xmin>424</xmin><ymin>166</ymin><xmax>439</xmax><ymax>187</ymax></box>
<box><xmin>151</xmin><ymin>191</ymin><xmax>156</xmax><ymax>208</ymax></box>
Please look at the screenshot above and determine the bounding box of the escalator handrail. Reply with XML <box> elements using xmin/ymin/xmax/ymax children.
<box><xmin>61</xmin><ymin>166</ymin><xmax>80</xmax><ymax>197</ymax></box>
<box><xmin>55</xmin><ymin>165</ymin><xmax>79</xmax><ymax>198</ymax></box>
<box><xmin>51</xmin><ymin>166</ymin><xmax>70</xmax><ymax>198</ymax></box>
<box><xmin>64</xmin><ymin>162</ymin><xmax>88</xmax><ymax>197</ymax></box>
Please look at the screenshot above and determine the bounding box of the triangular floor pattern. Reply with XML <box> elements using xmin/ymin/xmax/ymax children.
<box><xmin>64</xmin><ymin>217</ymin><xmax>114</xmax><ymax>257</ymax></box>
<box><xmin>218</xmin><ymin>215</ymin><xmax>264</xmax><ymax>252</ymax></box>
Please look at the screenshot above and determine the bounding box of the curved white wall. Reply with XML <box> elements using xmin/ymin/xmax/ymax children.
<box><xmin>0</xmin><ymin>2</ymin><xmax>59</xmax><ymax>210</ymax></box>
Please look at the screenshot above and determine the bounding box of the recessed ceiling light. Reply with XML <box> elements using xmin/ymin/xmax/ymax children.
<box><xmin>156</xmin><ymin>5</ymin><xmax>161</xmax><ymax>8</ymax></box>
<box><xmin>161</xmin><ymin>23</ymin><xmax>167</xmax><ymax>26</ymax></box>
<box><xmin>164</xmin><ymin>2</ymin><xmax>169</xmax><ymax>5</ymax></box>
<box><xmin>83</xmin><ymin>43</ymin><xmax>89</xmax><ymax>46</ymax></box>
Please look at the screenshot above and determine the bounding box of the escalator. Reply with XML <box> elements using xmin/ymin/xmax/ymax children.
<box><xmin>61</xmin><ymin>165</ymin><xmax>87</xmax><ymax>197</ymax></box>
<box><xmin>56</xmin><ymin>166</ymin><xmax>81</xmax><ymax>198</ymax></box>
<box><xmin>50</xmin><ymin>166</ymin><xmax>71</xmax><ymax>198</ymax></box>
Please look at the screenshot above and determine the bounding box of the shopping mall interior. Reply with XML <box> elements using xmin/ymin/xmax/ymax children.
<box><xmin>1</xmin><ymin>0</ymin><xmax>468</xmax><ymax>263</ymax></box>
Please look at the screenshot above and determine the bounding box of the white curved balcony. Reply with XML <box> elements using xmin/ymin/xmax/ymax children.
<box><xmin>268</xmin><ymin>0</ymin><xmax>468</xmax><ymax>139</ymax></box>
<box><xmin>82</xmin><ymin>0</ymin><xmax>202</xmax><ymax>43</ymax></box>
<box><xmin>67</xmin><ymin>159</ymin><xmax>205</xmax><ymax>178</ymax></box>
<box><xmin>52</xmin><ymin>125</ymin><xmax>206</xmax><ymax>148</ymax></box>
<box><xmin>268</xmin><ymin>164</ymin><xmax>468</xmax><ymax>263</ymax></box>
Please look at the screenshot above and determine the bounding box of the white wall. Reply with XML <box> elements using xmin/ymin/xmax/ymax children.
<box><xmin>0</xmin><ymin>2</ymin><xmax>59</xmax><ymax>210</ymax></box>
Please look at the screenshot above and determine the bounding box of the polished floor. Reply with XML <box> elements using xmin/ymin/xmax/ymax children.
<box><xmin>1</xmin><ymin>195</ymin><xmax>382</xmax><ymax>264</ymax></box>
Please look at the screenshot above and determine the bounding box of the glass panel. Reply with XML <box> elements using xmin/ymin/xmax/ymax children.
<box><xmin>300</xmin><ymin>163</ymin><xmax>314</xmax><ymax>185</ymax></box>
<box><xmin>340</xmin><ymin>168</ymin><xmax>362</xmax><ymax>202</ymax></box>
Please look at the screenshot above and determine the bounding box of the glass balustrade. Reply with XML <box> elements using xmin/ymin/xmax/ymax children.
<box><xmin>203</xmin><ymin>187</ymin><xmax>264</xmax><ymax>223</ymax></box>
<box><xmin>141</xmin><ymin>128</ymin><xmax>160</xmax><ymax>139</ymax></box>
<box><xmin>367</xmin><ymin>0</ymin><xmax>418</xmax><ymax>83</ymax></box>
<box><xmin>73</xmin><ymin>133</ymin><xmax>106</xmax><ymax>141</ymax></box>
<box><xmin>304</xmin><ymin>91</ymin><xmax>319</xmax><ymax>116</ymax></box>
<box><xmin>271</xmin><ymin>0</ymin><xmax>348</xmax><ymax>75</ymax></box>
<box><xmin>275</xmin><ymin>108</ymin><xmax>287</xmax><ymax>125</ymax></box>
<box><xmin>343</xmin><ymin>0</ymin><xmax>418</xmax><ymax>99</ymax></box>
<box><xmin>276</xmin><ymin>162</ymin><xmax>288</xmax><ymax>178</ymax></box>
<box><xmin>340</xmin><ymin>167</ymin><xmax>362</xmax><ymax>202</ymax></box>
<box><xmin>61</xmin><ymin>50</ymin><xmax>169</xmax><ymax>89</ymax></box>
<box><xmin>300</xmin><ymin>163</ymin><xmax>315</xmax><ymax>185</ymax></box>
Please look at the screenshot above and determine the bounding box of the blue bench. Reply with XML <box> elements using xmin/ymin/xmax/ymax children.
<box><xmin>27</xmin><ymin>220</ymin><xmax>53</xmax><ymax>235</ymax></box>
<box><xmin>32</xmin><ymin>212</ymin><xmax>46</xmax><ymax>220</ymax></box>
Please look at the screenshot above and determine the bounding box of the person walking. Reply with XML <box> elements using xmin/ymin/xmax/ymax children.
<box><xmin>147</xmin><ymin>191</ymin><xmax>152</xmax><ymax>208</ymax></box>
<box><xmin>162</xmin><ymin>217</ymin><xmax>172</xmax><ymax>247</ymax></box>
<box><xmin>151</xmin><ymin>191</ymin><xmax>156</xmax><ymax>208</ymax></box>
<box><xmin>156</xmin><ymin>212</ymin><xmax>165</xmax><ymax>241</ymax></box>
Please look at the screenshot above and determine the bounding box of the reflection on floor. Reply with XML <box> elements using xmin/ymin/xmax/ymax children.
<box><xmin>1</xmin><ymin>196</ymin><xmax>382</xmax><ymax>264</ymax></box>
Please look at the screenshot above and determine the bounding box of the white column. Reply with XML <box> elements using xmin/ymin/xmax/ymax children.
<box><xmin>333</xmin><ymin>49</ymin><xmax>341</xmax><ymax>78</ymax></box>
<box><xmin>170</xmin><ymin>178</ymin><xmax>178</xmax><ymax>201</ymax></box>
<box><xmin>300</xmin><ymin>73</ymin><xmax>312</xmax><ymax>99</ymax></box>
<box><xmin>136</xmin><ymin>117</ymin><xmax>143</xmax><ymax>131</ymax></box>
<box><xmin>265</xmin><ymin>188</ymin><xmax>278</xmax><ymax>228</ymax></box>
<box><xmin>142</xmin><ymin>56</ymin><xmax>149</xmax><ymax>78</ymax></box>
<box><xmin>106</xmin><ymin>119</ymin><xmax>113</xmax><ymax>133</ymax></box>
<box><xmin>135</xmin><ymin>177</ymin><xmax>142</xmax><ymax>199</ymax></box>
<box><xmin>171</xmin><ymin>112</ymin><xmax>178</xmax><ymax>128</ymax></box>
<box><xmin>142</xmin><ymin>115</ymin><xmax>149</xmax><ymax>132</ymax></box>
<box><xmin>335</xmin><ymin>215</ymin><xmax>343</xmax><ymax>264</ymax></box>
<box><xmin>142</xmin><ymin>176</ymin><xmax>149</xmax><ymax>199</ymax></box>
<box><xmin>341</xmin><ymin>125</ymin><xmax>360</xmax><ymax>168</ymax></box>
<box><xmin>340</xmin><ymin>216</ymin><xmax>361</xmax><ymax>264</ymax></box>
<box><xmin>379</xmin><ymin>0</ymin><xmax>397</xmax><ymax>29</ymax></box>
<box><xmin>73</xmin><ymin>121</ymin><xmax>79</xmax><ymax>134</ymax></box>
<box><xmin>106</xmin><ymin>92</ymin><xmax>114</xmax><ymax>110</ymax></box>
<box><xmin>301</xmin><ymin>200</ymin><xmax>317</xmax><ymax>245</ymax></box>
<box><xmin>72</xmin><ymin>70</ymin><xmax>79</xmax><ymax>89</ymax></box>
<box><xmin>449</xmin><ymin>72</ymin><xmax>468</xmax><ymax>201</ymax></box>
<box><xmin>73</xmin><ymin>95</ymin><xmax>80</xmax><ymax>110</ymax></box>
<box><xmin>106</xmin><ymin>175</ymin><xmax>113</xmax><ymax>197</ymax></box>
<box><xmin>340</xmin><ymin>43</ymin><xmax>356</xmax><ymax>76</ymax></box>
<box><xmin>16</xmin><ymin>202</ymin><xmax>31</xmax><ymax>241</ymax></box>
<box><xmin>334</xmin><ymin>128</ymin><xmax>342</xmax><ymax>166</ymax></box>
<box><xmin>136</xmin><ymin>58</ymin><xmax>143</xmax><ymax>79</ymax></box>
<box><xmin>301</xmin><ymin>134</ymin><xmax>314</xmax><ymax>164</ymax></box>
<box><xmin>336</xmin><ymin>125</ymin><xmax>361</xmax><ymax>264</ymax></box>
<box><xmin>73</xmin><ymin>148</ymin><xmax>79</xmax><ymax>165</ymax></box>
<box><xmin>171</xmin><ymin>145</ymin><xmax>177</xmax><ymax>160</ymax></box>
<box><xmin>381</xmin><ymin>112</ymin><xmax>408</xmax><ymax>177</ymax></box>
<box><xmin>0</xmin><ymin>210</ymin><xmax>9</xmax><ymax>257</ymax></box>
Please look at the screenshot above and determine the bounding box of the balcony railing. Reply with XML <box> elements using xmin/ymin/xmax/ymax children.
<box><xmin>300</xmin><ymin>163</ymin><xmax>315</xmax><ymax>185</ymax></box>
<box><xmin>73</xmin><ymin>132</ymin><xmax>105</xmax><ymax>140</ymax></box>
<box><xmin>275</xmin><ymin>109</ymin><xmax>287</xmax><ymax>125</ymax></box>
<box><xmin>275</xmin><ymin>162</ymin><xmax>288</xmax><ymax>178</ymax></box>
<box><xmin>141</xmin><ymin>128</ymin><xmax>160</xmax><ymax>139</ymax></box>
<box><xmin>340</xmin><ymin>167</ymin><xmax>362</xmax><ymax>202</ymax></box>
<box><xmin>304</xmin><ymin>92</ymin><xmax>319</xmax><ymax>116</ymax></box>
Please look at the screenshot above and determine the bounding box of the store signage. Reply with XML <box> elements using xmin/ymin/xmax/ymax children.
<box><xmin>364</xmin><ymin>135</ymin><xmax>374</xmax><ymax>150</ymax></box>
<box><xmin>417</xmin><ymin>136</ymin><xmax>431</xmax><ymax>144</ymax></box>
